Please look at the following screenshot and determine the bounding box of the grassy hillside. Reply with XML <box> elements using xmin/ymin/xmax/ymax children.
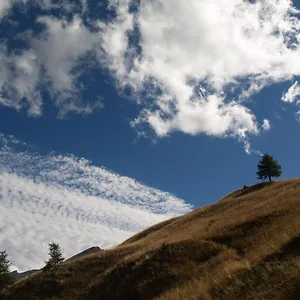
<box><xmin>2</xmin><ymin>179</ymin><xmax>300</xmax><ymax>300</ymax></box>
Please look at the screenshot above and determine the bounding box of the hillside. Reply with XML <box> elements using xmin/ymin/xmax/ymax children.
<box><xmin>10</xmin><ymin>270</ymin><xmax>39</xmax><ymax>282</ymax></box>
<box><xmin>64</xmin><ymin>246</ymin><xmax>104</xmax><ymax>263</ymax></box>
<box><xmin>1</xmin><ymin>179</ymin><xmax>300</xmax><ymax>300</ymax></box>
<box><xmin>10</xmin><ymin>246</ymin><xmax>103</xmax><ymax>282</ymax></box>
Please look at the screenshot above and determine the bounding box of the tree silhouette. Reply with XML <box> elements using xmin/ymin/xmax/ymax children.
<box><xmin>43</xmin><ymin>242</ymin><xmax>64</xmax><ymax>271</ymax></box>
<box><xmin>256</xmin><ymin>153</ymin><xmax>282</xmax><ymax>182</ymax></box>
<box><xmin>0</xmin><ymin>250</ymin><xmax>14</xmax><ymax>290</ymax></box>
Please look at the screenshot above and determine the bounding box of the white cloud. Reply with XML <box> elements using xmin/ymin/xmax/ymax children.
<box><xmin>0</xmin><ymin>0</ymin><xmax>75</xmax><ymax>18</ymax></box>
<box><xmin>37</xmin><ymin>0</ymin><xmax>76</xmax><ymax>12</ymax></box>
<box><xmin>99</xmin><ymin>0</ymin><xmax>300</xmax><ymax>140</ymax></box>
<box><xmin>31</xmin><ymin>16</ymin><xmax>102</xmax><ymax>116</ymax></box>
<box><xmin>0</xmin><ymin>134</ymin><xmax>191</xmax><ymax>272</ymax></box>
<box><xmin>1</xmin><ymin>0</ymin><xmax>300</xmax><ymax>145</ymax></box>
<box><xmin>0</xmin><ymin>0</ymin><xmax>13</xmax><ymax>18</ymax></box>
<box><xmin>282</xmin><ymin>81</ymin><xmax>300</xmax><ymax>103</ymax></box>
<box><xmin>281</xmin><ymin>81</ymin><xmax>300</xmax><ymax>118</ymax></box>
<box><xmin>0</xmin><ymin>14</ymin><xmax>103</xmax><ymax>117</ymax></box>
<box><xmin>0</xmin><ymin>46</ymin><xmax>42</xmax><ymax>116</ymax></box>
<box><xmin>0</xmin><ymin>0</ymin><xmax>25</xmax><ymax>19</ymax></box>
<box><xmin>262</xmin><ymin>119</ymin><xmax>271</xmax><ymax>131</ymax></box>
<box><xmin>32</xmin><ymin>17</ymin><xmax>95</xmax><ymax>91</ymax></box>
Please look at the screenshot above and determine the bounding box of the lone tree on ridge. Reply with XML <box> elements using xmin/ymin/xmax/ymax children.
<box><xmin>43</xmin><ymin>242</ymin><xmax>64</xmax><ymax>271</ymax></box>
<box><xmin>256</xmin><ymin>153</ymin><xmax>282</xmax><ymax>182</ymax></box>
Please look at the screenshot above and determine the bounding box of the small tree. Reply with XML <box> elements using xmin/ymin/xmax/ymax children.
<box><xmin>256</xmin><ymin>153</ymin><xmax>282</xmax><ymax>182</ymax></box>
<box><xmin>43</xmin><ymin>242</ymin><xmax>64</xmax><ymax>271</ymax></box>
<box><xmin>0</xmin><ymin>251</ymin><xmax>14</xmax><ymax>290</ymax></box>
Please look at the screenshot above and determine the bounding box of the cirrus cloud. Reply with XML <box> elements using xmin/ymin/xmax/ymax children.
<box><xmin>0</xmin><ymin>134</ymin><xmax>191</xmax><ymax>271</ymax></box>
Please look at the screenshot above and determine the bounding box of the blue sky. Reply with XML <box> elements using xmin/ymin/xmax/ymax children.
<box><xmin>1</xmin><ymin>0</ymin><xmax>300</xmax><ymax>271</ymax></box>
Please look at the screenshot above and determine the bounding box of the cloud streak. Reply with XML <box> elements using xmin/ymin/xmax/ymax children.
<box><xmin>0</xmin><ymin>134</ymin><xmax>191</xmax><ymax>272</ymax></box>
<box><xmin>281</xmin><ymin>81</ymin><xmax>300</xmax><ymax>118</ymax></box>
<box><xmin>282</xmin><ymin>81</ymin><xmax>300</xmax><ymax>104</ymax></box>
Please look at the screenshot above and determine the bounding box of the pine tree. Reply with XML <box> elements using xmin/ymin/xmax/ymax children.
<box><xmin>256</xmin><ymin>153</ymin><xmax>282</xmax><ymax>182</ymax></box>
<box><xmin>0</xmin><ymin>251</ymin><xmax>14</xmax><ymax>290</ymax></box>
<box><xmin>43</xmin><ymin>242</ymin><xmax>64</xmax><ymax>271</ymax></box>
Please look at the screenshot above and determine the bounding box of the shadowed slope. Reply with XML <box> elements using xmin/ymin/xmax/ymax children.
<box><xmin>2</xmin><ymin>179</ymin><xmax>300</xmax><ymax>300</ymax></box>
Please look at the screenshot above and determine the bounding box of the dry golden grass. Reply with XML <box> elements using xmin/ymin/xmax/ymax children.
<box><xmin>2</xmin><ymin>179</ymin><xmax>300</xmax><ymax>300</ymax></box>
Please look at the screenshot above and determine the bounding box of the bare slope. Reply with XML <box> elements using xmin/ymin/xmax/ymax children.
<box><xmin>2</xmin><ymin>179</ymin><xmax>300</xmax><ymax>300</ymax></box>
